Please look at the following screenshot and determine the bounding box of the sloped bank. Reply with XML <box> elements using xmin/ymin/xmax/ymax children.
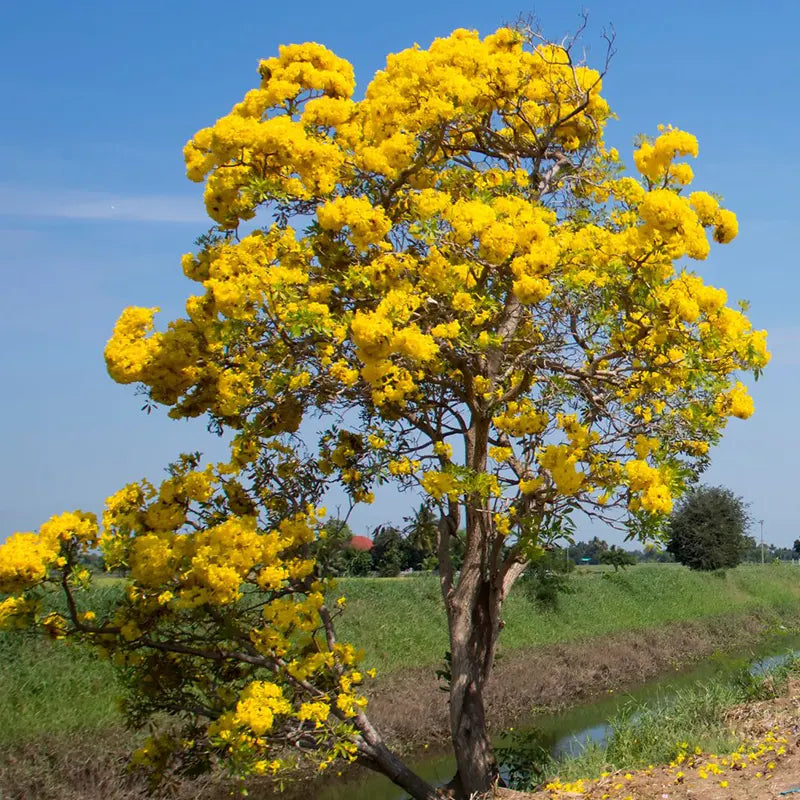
<box><xmin>335</xmin><ymin>564</ymin><xmax>800</xmax><ymax>678</ymax></box>
<box><xmin>291</xmin><ymin>605</ymin><xmax>800</xmax><ymax>800</ymax></box>
<box><xmin>513</xmin><ymin>674</ymin><xmax>800</xmax><ymax>800</ymax></box>
<box><xmin>364</xmin><ymin>608</ymin><xmax>800</xmax><ymax>752</ymax></box>
<box><xmin>341</xmin><ymin>564</ymin><xmax>800</xmax><ymax>752</ymax></box>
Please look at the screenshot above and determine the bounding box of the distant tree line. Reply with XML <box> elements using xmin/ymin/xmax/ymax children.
<box><xmin>319</xmin><ymin>517</ymin><xmax>669</xmax><ymax>578</ymax></box>
<box><xmin>317</xmin><ymin>504</ymin><xmax>464</xmax><ymax>578</ymax></box>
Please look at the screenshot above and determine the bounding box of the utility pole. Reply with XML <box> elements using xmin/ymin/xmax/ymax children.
<box><xmin>759</xmin><ymin>519</ymin><xmax>765</xmax><ymax>565</ymax></box>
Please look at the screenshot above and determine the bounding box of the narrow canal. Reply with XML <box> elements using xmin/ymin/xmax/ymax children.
<box><xmin>299</xmin><ymin>631</ymin><xmax>800</xmax><ymax>800</ymax></box>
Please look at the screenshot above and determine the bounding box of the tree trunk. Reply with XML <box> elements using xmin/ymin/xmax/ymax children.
<box><xmin>438</xmin><ymin>415</ymin><xmax>521</xmax><ymax>797</ymax></box>
<box><xmin>353</xmin><ymin>708</ymin><xmax>445</xmax><ymax>799</ymax></box>
<box><xmin>447</xmin><ymin>567</ymin><xmax>504</xmax><ymax>797</ymax></box>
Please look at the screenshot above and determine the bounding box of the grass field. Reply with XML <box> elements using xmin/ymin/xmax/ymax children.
<box><xmin>2</xmin><ymin>563</ymin><xmax>800</xmax><ymax>749</ymax></box>
<box><xmin>336</xmin><ymin>563</ymin><xmax>800</xmax><ymax>673</ymax></box>
<box><xmin>0</xmin><ymin>583</ymin><xmax>126</xmax><ymax>747</ymax></box>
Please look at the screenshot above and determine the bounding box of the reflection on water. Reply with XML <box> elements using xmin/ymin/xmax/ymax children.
<box><xmin>288</xmin><ymin>635</ymin><xmax>800</xmax><ymax>800</ymax></box>
<box><xmin>553</xmin><ymin>722</ymin><xmax>611</xmax><ymax>758</ymax></box>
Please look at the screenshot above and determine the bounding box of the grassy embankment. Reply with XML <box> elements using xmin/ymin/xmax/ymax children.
<box><xmin>510</xmin><ymin>657</ymin><xmax>800</xmax><ymax>795</ymax></box>
<box><xmin>2</xmin><ymin>564</ymin><xmax>800</xmax><ymax>749</ymax></box>
<box><xmin>337</xmin><ymin>563</ymin><xmax>800</xmax><ymax>673</ymax></box>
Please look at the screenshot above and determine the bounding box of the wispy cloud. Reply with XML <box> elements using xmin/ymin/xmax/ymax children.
<box><xmin>0</xmin><ymin>184</ymin><xmax>207</xmax><ymax>224</ymax></box>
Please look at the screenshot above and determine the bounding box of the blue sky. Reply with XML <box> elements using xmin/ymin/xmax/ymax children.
<box><xmin>2</xmin><ymin>0</ymin><xmax>798</xmax><ymax>546</ymax></box>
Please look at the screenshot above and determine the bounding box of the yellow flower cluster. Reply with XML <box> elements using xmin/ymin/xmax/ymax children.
<box><xmin>0</xmin><ymin>511</ymin><xmax>98</xmax><ymax>595</ymax></box>
<box><xmin>184</xmin><ymin>42</ymin><xmax>354</xmax><ymax>225</ymax></box>
<box><xmin>715</xmin><ymin>381</ymin><xmax>755</xmax><ymax>420</ymax></box>
<box><xmin>630</xmin><ymin>129</ymin><xmax>739</xmax><ymax>253</ymax></box>
<box><xmin>545</xmin><ymin>778</ymin><xmax>587</xmax><ymax>795</ymax></box>
<box><xmin>638</xmin><ymin>189</ymin><xmax>711</xmax><ymax>260</ymax></box>
<box><xmin>421</xmin><ymin>470</ymin><xmax>460</xmax><ymax>501</ymax></box>
<box><xmin>317</xmin><ymin>196</ymin><xmax>392</xmax><ymax>252</ymax></box>
<box><xmin>122</xmin><ymin>502</ymin><xmax>318</xmax><ymax>607</ymax></box>
<box><xmin>625</xmin><ymin>460</ymin><xmax>673</xmax><ymax>514</ymax></box>
<box><xmin>232</xmin><ymin>681</ymin><xmax>292</xmax><ymax>735</ymax></box>
<box><xmin>356</xmin><ymin>29</ymin><xmax>609</xmax><ymax>172</ymax></box>
<box><xmin>433</xmin><ymin>441</ymin><xmax>453</xmax><ymax>459</ymax></box>
<box><xmin>633</xmin><ymin>126</ymin><xmax>698</xmax><ymax>183</ymax></box>
<box><xmin>539</xmin><ymin>445</ymin><xmax>585</xmax><ymax>495</ymax></box>
<box><xmin>0</xmin><ymin>532</ymin><xmax>59</xmax><ymax>594</ymax></box>
<box><xmin>493</xmin><ymin>400</ymin><xmax>549</xmax><ymax>437</ymax></box>
<box><xmin>0</xmin><ymin>595</ymin><xmax>38</xmax><ymax>631</ymax></box>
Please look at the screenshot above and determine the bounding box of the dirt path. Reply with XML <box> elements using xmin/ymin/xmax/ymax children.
<box><xmin>505</xmin><ymin>678</ymin><xmax>800</xmax><ymax>800</ymax></box>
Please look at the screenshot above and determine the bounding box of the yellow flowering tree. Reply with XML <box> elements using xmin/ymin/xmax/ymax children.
<box><xmin>0</xmin><ymin>452</ymin><xmax>390</xmax><ymax>785</ymax></box>
<box><xmin>0</xmin><ymin>23</ymin><xmax>768</xmax><ymax>799</ymax></box>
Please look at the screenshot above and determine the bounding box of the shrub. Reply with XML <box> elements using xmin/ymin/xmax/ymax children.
<box><xmin>666</xmin><ymin>485</ymin><xmax>750</xmax><ymax>570</ymax></box>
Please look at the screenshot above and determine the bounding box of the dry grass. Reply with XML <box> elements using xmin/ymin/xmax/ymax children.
<box><xmin>0</xmin><ymin>728</ymin><xmax>273</xmax><ymax>800</ymax></box>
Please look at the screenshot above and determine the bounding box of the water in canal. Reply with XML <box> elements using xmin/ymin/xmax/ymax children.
<box><xmin>292</xmin><ymin>631</ymin><xmax>800</xmax><ymax>800</ymax></box>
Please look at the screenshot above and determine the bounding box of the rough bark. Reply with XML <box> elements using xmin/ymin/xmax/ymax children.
<box><xmin>444</xmin><ymin>416</ymin><xmax>507</xmax><ymax>796</ymax></box>
<box><xmin>447</xmin><ymin>577</ymin><xmax>503</xmax><ymax>796</ymax></box>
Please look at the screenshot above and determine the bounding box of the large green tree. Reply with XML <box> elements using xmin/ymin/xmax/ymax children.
<box><xmin>666</xmin><ymin>485</ymin><xmax>751</xmax><ymax>570</ymax></box>
<box><xmin>404</xmin><ymin>502</ymin><xmax>440</xmax><ymax>569</ymax></box>
<box><xmin>0</xmin><ymin>22</ymin><xmax>768</xmax><ymax>799</ymax></box>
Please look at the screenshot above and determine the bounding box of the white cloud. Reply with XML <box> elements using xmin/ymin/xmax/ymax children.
<box><xmin>0</xmin><ymin>184</ymin><xmax>207</xmax><ymax>224</ymax></box>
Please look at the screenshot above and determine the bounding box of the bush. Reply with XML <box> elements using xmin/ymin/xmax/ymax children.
<box><xmin>371</xmin><ymin>525</ymin><xmax>407</xmax><ymax>576</ymax></box>
<box><xmin>599</xmin><ymin>546</ymin><xmax>636</xmax><ymax>571</ymax></box>
<box><xmin>342</xmin><ymin>549</ymin><xmax>373</xmax><ymax>576</ymax></box>
<box><xmin>666</xmin><ymin>485</ymin><xmax>750</xmax><ymax>571</ymax></box>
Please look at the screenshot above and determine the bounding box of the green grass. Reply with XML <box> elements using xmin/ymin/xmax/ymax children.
<box><xmin>528</xmin><ymin>658</ymin><xmax>798</xmax><ymax>790</ymax></box>
<box><xmin>0</xmin><ymin>634</ymin><xmax>123</xmax><ymax>746</ymax></box>
<box><xmin>0</xmin><ymin>584</ymin><xmax>126</xmax><ymax>746</ymax></box>
<box><xmin>2</xmin><ymin>563</ymin><xmax>799</xmax><ymax>748</ymax></box>
<box><xmin>336</xmin><ymin>563</ymin><xmax>800</xmax><ymax>673</ymax></box>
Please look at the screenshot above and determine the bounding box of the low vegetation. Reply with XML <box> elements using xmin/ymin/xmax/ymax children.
<box><xmin>3</xmin><ymin>563</ymin><xmax>800</xmax><ymax>756</ymax></box>
<box><xmin>511</xmin><ymin>657</ymin><xmax>800</xmax><ymax>800</ymax></box>
<box><xmin>535</xmin><ymin>661</ymin><xmax>794</xmax><ymax>790</ymax></box>
<box><xmin>337</xmin><ymin>563</ymin><xmax>800</xmax><ymax>673</ymax></box>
